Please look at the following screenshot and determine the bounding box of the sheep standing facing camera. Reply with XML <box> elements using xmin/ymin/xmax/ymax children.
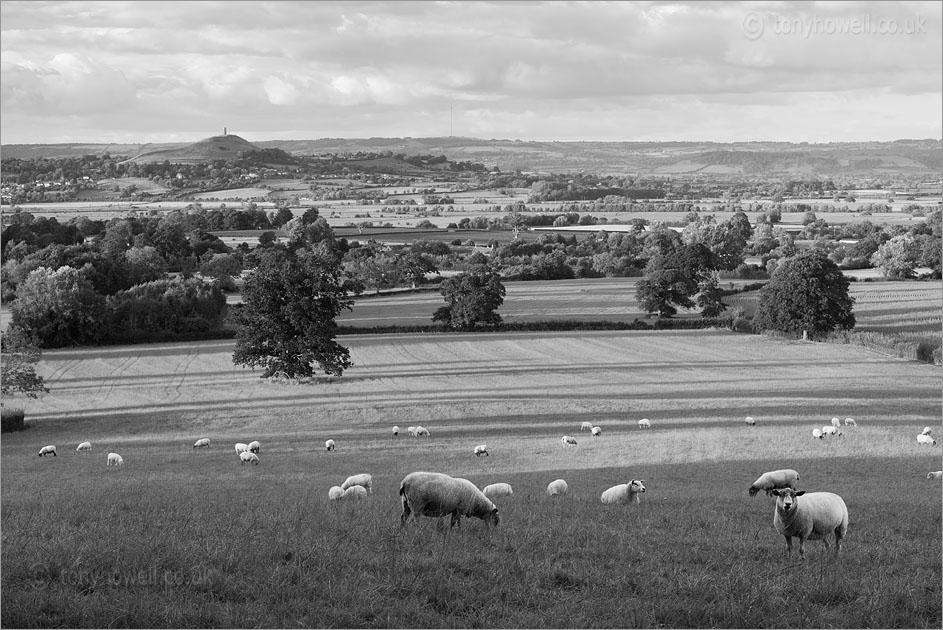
<box><xmin>771</xmin><ymin>488</ymin><xmax>848</xmax><ymax>560</ymax></box>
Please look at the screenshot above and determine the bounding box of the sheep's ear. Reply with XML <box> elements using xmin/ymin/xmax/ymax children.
<box><xmin>770</xmin><ymin>489</ymin><xmax>781</xmax><ymax>496</ymax></box>
<box><xmin>794</xmin><ymin>490</ymin><xmax>805</xmax><ymax>496</ymax></box>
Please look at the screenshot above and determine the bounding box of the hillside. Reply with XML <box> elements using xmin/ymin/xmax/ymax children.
<box><xmin>120</xmin><ymin>134</ymin><xmax>260</xmax><ymax>164</ymax></box>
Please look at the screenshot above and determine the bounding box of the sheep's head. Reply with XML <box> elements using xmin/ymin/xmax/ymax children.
<box><xmin>629</xmin><ymin>479</ymin><xmax>646</xmax><ymax>493</ymax></box>
<box><xmin>771</xmin><ymin>488</ymin><xmax>806</xmax><ymax>513</ymax></box>
<box><xmin>484</xmin><ymin>507</ymin><xmax>500</xmax><ymax>527</ymax></box>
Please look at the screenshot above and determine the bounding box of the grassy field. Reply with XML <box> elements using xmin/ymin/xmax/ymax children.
<box><xmin>2</xmin><ymin>329</ymin><xmax>940</xmax><ymax>627</ymax></box>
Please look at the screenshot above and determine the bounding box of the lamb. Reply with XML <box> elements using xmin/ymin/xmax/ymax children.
<box><xmin>38</xmin><ymin>445</ymin><xmax>57</xmax><ymax>457</ymax></box>
<box><xmin>591</xmin><ymin>426</ymin><xmax>602</xmax><ymax>436</ymax></box>
<box><xmin>415</xmin><ymin>426</ymin><xmax>430</xmax><ymax>437</ymax></box>
<box><xmin>561</xmin><ymin>435</ymin><xmax>578</xmax><ymax>447</ymax></box>
<box><xmin>830</xmin><ymin>417</ymin><xmax>841</xmax><ymax>428</ymax></box>
<box><xmin>407</xmin><ymin>426</ymin><xmax>417</xmax><ymax>437</ymax></box>
<box><xmin>600</xmin><ymin>480</ymin><xmax>646</xmax><ymax>505</ymax></box>
<box><xmin>927</xmin><ymin>471</ymin><xmax>943</xmax><ymax>480</ymax></box>
<box><xmin>341</xmin><ymin>473</ymin><xmax>373</xmax><ymax>493</ymax></box>
<box><xmin>474</xmin><ymin>444</ymin><xmax>489</xmax><ymax>457</ymax></box>
<box><xmin>812</xmin><ymin>428</ymin><xmax>823</xmax><ymax>439</ymax></box>
<box><xmin>342</xmin><ymin>485</ymin><xmax>368</xmax><ymax>501</ymax></box>
<box><xmin>234</xmin><ymin>443</ymin><xmax>249</xmax><ymax>454</ymax></box>
<box><xmin>821</xmin><ymin>426</ymin><xmax>842</xmax><ymax>437</ymax></box>
<box><xmin>399</xmin><ymin>471</ymin><xmax>499</xmax><ymax>528</ymax></box>
<box><xmin>916</xmin><ymin>434</ymin><xmax>937</xmax><ymax>446</ymax></box>
<box><xmin>192</xmin><ymin>438</ymin><xmax>210</xmax><ymax>449</ymax></box>
<box><xmin>239</xmin><ymin>451</ymin><xmax>259</xmax><ymax>465</ymax></box>
<box><xmin>844</xmin><ymin>418</ymin><xmax>857</xmax><ymax>427</ymax></box>
<box><xmin>328</xmin><ymin>486</ymin><xmax>345</xmax><ymax>500</ymax></box>
<box><xmin>106</xmin><ymin>452</ymin><xmax>123</xmax><ymax>466</ymax></box>
<box><xmin>745</xmin><ymin>416</ymin><xmax>756</xmax><ymax>426</ymax></box>
<box><xmin>749</xmin><ymin>469</ymin><xmax>800</xmax><ymax>497</ymax></box>
<box><xmin>392</xmin><ymin>425</ymin><xmax>400</xmax><ymax>437</ymax></box>
<box><xmin>638</xmin><ymin>418</ymin><xmax>651</xmax><ymax>429</ymax></box>
<box><xmin>580</xmin><ymin>421</ymin><xmax>593</xmax><ymax>432</ymax></box>
<box><xmin>247</xmin><ymin>440</ymin><xmax>261</xmax><ymax>453</ymax></box>
<box><xmin>547</xmin><ymin>479</ymin><xmax>569</xmax><ymax>497</ymax></box>
<box><xmin>76</xmin><ymin>442</ymin><xmax>92</xmax><ymax>452</ymax></box>
<box><xmin>482</xmin><ymin>483</ymin><xmax>513</xmax><ymax>501</ymax></box>
<box><xmin>325</xmin><ymin>439</ymin><xmax>336</xmax><ymax>451</ymax></box>
<box><xmin>921</xmin><ymin>426</ymin><xmax>933</xmax><ymax>436</ymax></box>
<box><xmin>770</xmin><ymin>488</ymin><xmax>848</xmax><ymax>559</ymax></box>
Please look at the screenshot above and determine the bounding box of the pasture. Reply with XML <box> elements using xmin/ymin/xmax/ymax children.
<box><xmin>2</xmin><ymin>329</ymin><xmax>941</xmax><ymax>627</ymax></box>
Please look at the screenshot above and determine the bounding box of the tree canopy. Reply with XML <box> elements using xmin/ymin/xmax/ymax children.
<box><xmin>1</xmin><ymin>326</ymin><xmax>48</xmax><ymax>399</ymax></box>
<box><xmin>432</xmin><ymin>270</ymin><xmax>506</xmax><ymax>330</ymax></box>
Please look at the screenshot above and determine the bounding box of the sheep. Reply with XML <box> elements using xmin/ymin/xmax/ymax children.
<box><xmin>745</xmin><ymin>416</ymin><xmax>756</xmax><ymax>426</ymax></box>
<box><xmin>239</xmin><ymin>451</ymin><xmax>259</xmax><ymax>465</ymax></box>
<box><xmin>234</xmin><ymin>442</ymin><xmax>249</xmax><ymax>454</ymax></box>
<box><xmin>547</xmin><ymin>479</ymin><xmax>569</xmax><ymax>497</ymax></box>
<box><xmin>474</xmin><ymin>444</ymin><xmax>489</xmax><ymax>457</ymax></box>
<box><xmin>916</xmin><ymin>434</ymin><xmax>937</xmax><ymax>446</ymax></box>
<box><xmin>325</xmin><ymin>439</ymin><xmax>336</xmax><ymax>451</ymax></box>
<box><xmin>591</xmin><ymin>426</ymin><xmax>602</xmax><ymax>436</ymax></box>
<box><xmin>600</xmin><ymin>480</ymin><xmax>646</xmax><ymax>505</ymax></box>
<box><xmin>844</xmin><ymin>418</ymin><xmax>857</xmax><ymax>427</ymax></box>
<box><xmin>770</xmin><ymin>488</ymin><xmax>848</xmax><ymax>559</ymax></box>
<box><xmin>407</xmin><ymin>426</ymin><xmax>417</xmax><ymax>437</ymax></box>
<box><xmin>341</xmin><ymin>473</ymin><xmax>373</xmax><ymax>493</ymax></box>
<box><xmin>328</xmin><ymin>486</ymin><xmax>345</xmax><ymax>500</ymax></box>
<box><xmin>749</xmin><ymin>469</ymin><xmax>800</xmax><ymax>497</ymax></box>
<box><xmin>927</xmin><ymin>471</ymin><xmax>943</xmax><ymax>480</ymax></box>
<box><xmin>482</xmin><ymin>483</ymin><xmax>513</xmax><ymax>501</ymax></box>
<box><xmin>392</xmin><ymin>425</ymin><xmax>400</xmax><ymax>437</ymax></box>
<box><xmin>921</xmin><ymin>426</ymin><xmax>933</xmax><ymax>436</ymax></box>
<box><xmin>342</xmin><ymin>485</ymin><xmax>368</xmax><ymax>501</ymax></box>
<box><xmin>561</xmin><ymin>435</ymin><xmax>578</xmax><ymax>448</ymax></box>
<box><xmin>399</xmin><ymin>471</ymin><xmax>499</xmax><ymax>528</ymax></box>
<box><xmin>821</xmin><ymin>426</ymin><xmax>842</xmax><ymax>437</ymax></box>
<box><xmin>106</xmin><ymin>452</ymin><xmax>123</xmax><ymax>466</ymax></box>
<box><xmin>415</xmin><ymin>426</ymin><xmax>430</xmax><ymax>437</ymax></box>
<box><xmin>812</xmin><ymin>428</ymin><xmax>823</xmax><ymax>440</ymax></box>
<box><xmin>248</xmin><ymin>440</ymin><xmax>261</xmax><ymax>453</ymax></box>
<box><xmin>192</xmin><ymin>438</ymin><xmax>210</xmax><ymax>449</ymax></box>
<box><xmin>76</xmin><ymin>442</ymin><xmax>92</xmax><ymax>452</ymax></box>
<box><xmin>638</xmin><ymin>418</ymin><xmax>651</xmax><ymax>429</ymax></box>
<box><xmin>830</xmin><ymin>417</ymin><xmax>841</xmax><ymax>428</ymax></box>
<box><xmin>38</xmin><ymin>445</ymin><xmax>57</xmax><ymax>457</ymax></box>
<box><xmin>580</xmin><ymin>421</ymin><xmax>593</xmax><ymax>432</ymax></box>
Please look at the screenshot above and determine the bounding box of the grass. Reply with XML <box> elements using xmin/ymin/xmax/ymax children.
<box><xmin>2</xmin><ymin>329</ymin><xmax>940</xmax><ymax>627</ymax></box>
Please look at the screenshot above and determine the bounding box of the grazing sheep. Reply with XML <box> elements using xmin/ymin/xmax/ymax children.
<box><xmin>600</xmin><ymin>480</ymin><xmax>646</xmax><ymax>505</ymax></box>
<box><xmin>474</xmin><ymin>444</ymin><xmax>489</xmax><ymax>457</ymax></box>
<box><xmin>812</xmin><ymin>428</ymin><xmax>823</xmax><ymax>440</ymax></box>
<box><xmin>821</xmin><ymin>426</ymin><xmax>842</xmax><ymax>437</ymax></box>
<box><xmin>392</xmin><ymin>425</ymin><xmax>400</xmax><ymax>437</ymax></box>
<box><xmin>916</xmin><ymin>434</ymin><xmax>937</xmax><ymax>446</ymax></box>
<box><xmin>239</xmin><ymin>451</ymin><xmax>259</xmax><ymax>465</ymax></box>
<box><xmin>591</xmin><ymin>426</ymin><xmax>602</xmax><ymax>436</ymax></box>
<box><xmin>770</xmin><ymin>488</ymin><xmax>848</xmax><ymax>559</ymax></box>
<box><xmin>547</xmin><ymin>479</ymin><xmax>569</xmax><ymax>497</ymax></box>
<box><xmin>745</xmin><ymin>416</ymin><xmax>756</xmax><ymax>426</ymax></box>
<box><xmin>325</xmin><ymin>439</ymin><xmax>336</xmax><ymax>451</ymax></box>
<box><xmin>399</xmin><ymin>471</ymin><xmax>499</xmax><ymax>528</ymax></box>
<box><xmin>749</xmin><ymin>469</ymin><xmax>800</xmax><ymax>497</ymax></box>
<box><xmin>234</xmin><ymin>443</ymin><xmax>249</xmax><ymax>454</ymax></box>
<box><xmin>580</xmin><ymin>421</ymin><xmax>593</xmax><ymax>432</ymax></box>
<box><xmin>830</xmin><ymin>417</ymin><xmax>841</xmax><ymax>428</ymax></box>
<box><xmin>341</xmin><ymin>473</ymin><xmax>373</xmax><ymax>493</ymax></box>
<box><xmin>407</xmin><ymin>426</ymin><xmax>417</xmax><ymax>437</ymax></box>
<box><xmin>76</xmin><ymin>442</ymin><xmax>92</xmax><ymax>452</ymax></box>
<box><xmin>342</xmin><ymin>485</ymin><xmax>369</xmax><ymax>501</ymax></box>
<box><xmin>328</xmin><ymin>486</ymin><xmax>345</xmax><ymax>500</ymax></box>
<box><xmin>38</xmin><ymin>445</ymin><xmax>57</xmax><ymax>457</ymax></box>
<box><xmin>638</xmin><ymin>418</ymin><xmax>651</xmax><ymax>429</ymax></box>
<box><xmin>415</xmin><ymin>426</ymin><xmax>430</xmax><ymax>437</ymax></box>
<box><xmin>921</xmin><ymin>426</ymin><xmax>933</xmax><ymax>436</ymax></box>
<box><xmin>927</xmin><ymin>471</ymin><xmax>943</xmax><ymax>480</ymax></box>
<box><xmin>192</xmin><ymin>438</ymin><xmax>210</xmax><ymax>449</ymax></box>
<box><xmin>482</xmin><ymin>483</ymin><xmax>513</xmax><ymax>501</ymax></box>
<box><xmin>561</xmin><ymin>435</ymin><xmax>578</xmax><ymax>447</ymax></box>
<box><xmin>106</xmin><ymin>452</ymin><xmax>123</xmax><ymax>466</ymax></box>
<box><xmin>248</xmin><ymin>440</ymin><xmax>261</xmax><ymax>453</ymax></box>
<box><xmin>844</xmin><ymin>418</ymin><xmax>857</xmax><ymax>426</ymax></box>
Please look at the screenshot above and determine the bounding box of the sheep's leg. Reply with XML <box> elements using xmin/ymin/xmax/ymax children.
<box><xmin>400</xmin><ymin>496</ymin><xmax>412</xmax><ymax>525</ymax></box>
<box><xmin>834</xmin><ymin>530</ymin><xmax>842</xmax><ymax>556</ymax></box>
<box><xmin>797</xmin><ymin>537</ymin><xmax>806</xmax><ymax>560</ymax></box>
<box><xmin>783</xmin><ymin>536</ymin><xmax>793</xmax><ymax>558</ymax></box>
<box><xmin>450</xmin><ymin>511</ymin><xmax>462</xmax><ymax>529</ymax></box>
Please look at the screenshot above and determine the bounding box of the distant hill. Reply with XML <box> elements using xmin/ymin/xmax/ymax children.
<box><xmin>121</xmin><ymin>134</ymin><xmax>260</xmax><ymax>164</ymax></box>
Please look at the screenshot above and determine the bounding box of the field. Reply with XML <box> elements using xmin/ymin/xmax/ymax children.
<box><xmin>2</xmin><ymin>329</ymin><xmax>941</xmax><ymax>628</ymax></box>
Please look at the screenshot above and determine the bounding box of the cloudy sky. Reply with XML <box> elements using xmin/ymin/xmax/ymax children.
<box><xmin>1</xmin><ymin>0</ymin><xmax>940</xmax><ymax>145</ymax></box>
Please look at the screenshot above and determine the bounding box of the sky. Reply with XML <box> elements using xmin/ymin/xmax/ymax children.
<box><xmin>1</xmin><ymin>0</ymin><xmax>941</xmax><ymax>145</ymax></box>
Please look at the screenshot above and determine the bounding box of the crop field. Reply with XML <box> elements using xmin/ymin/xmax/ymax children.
<box><xmin>2</xmin><ymin>329</ymin><xmax>940</xmax><ymax>628</ymax></box>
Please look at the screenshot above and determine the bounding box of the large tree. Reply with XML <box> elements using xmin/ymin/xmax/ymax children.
<box><xmin>755</xmin><ymin>250</ymin><xmax>855</xmax><ymax>339</ymax></box>
<box><xmin>433</xmin><ymin>270</ymin><xmax>506</xmax><ymax>329</ymax></box>
<box><xmin>1</xmin><ymin>326</ymin><xmax>48</xmax><ymax>399</ymax></box>
<box><xmin>10</xmin><ymin>265</ymin><xmax>106</xmax><ymax>348</ymax></box>
<box><xmin>636</xmin><ymin>242</ymin><xmax>716</xmax><ymax>318</ymax></box>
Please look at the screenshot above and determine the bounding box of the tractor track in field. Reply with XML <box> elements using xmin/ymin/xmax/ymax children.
<box><xmin>92</xmin><ymin>352</ymin><xmax>138</xmax><ymax>406</ymax></box>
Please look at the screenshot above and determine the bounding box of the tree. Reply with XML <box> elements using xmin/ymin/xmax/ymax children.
<box><xmin>870</xmin><ymin>234</ymin><xmax>919</xmax><ymax>279</ymax></box>
<box><xmin>637</xmin><ymin>243</ymin><xmax>716</xmax><ymax>318</ymax></box>
<box><xmin>11</xmin><ymin>265</ymin><xmax>106</xmax><ymax>348</ymax></box>
<box><xmin>233</xmin><ymin>241</ymin><xmax>353</xmax><ymax>379</ymax></box>
<box><xmin>755</xmin><ymin>250</ymin><xmax>855</xmax><ymax>339</ymax></box>
<box><xmin>1</xmin><ymin>326</ymin><xmax>48</xmax><ymax>399</ymax></box>
<box><xmin>433</xmin><ymin>270</ymin><xmax>506</xmax><ymax>329</ymax></box>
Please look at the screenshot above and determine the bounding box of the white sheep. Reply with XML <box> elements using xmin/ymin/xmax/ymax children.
<box><xmin>547</xmin><ymin>479</ymin><xmax>569</xmax><ymax>497</ymax></box>
<box><xmin>561</xmin><ymin>435</ymin><xmax>577</xmax><ymax>447</ymax></box>
<box><xmin>76</xmin><ymin>442</ymin><xmax>92</xmax><ymax>452</ymax></box>
<box><xmin>830</xmin><ymin>417</ymin><xmax>841</xmax><ymax>428</ymax></box>
<box><xmin>927</xmin><ymin>471</ymin><xmax>943</xmax><ymax>480</ymax></box>
<box><xmin>638</xmin><ymin>418</ymin><xmax>651</xmax><ymax>429</ymax></box>
<box><xmin>341</xmin><ymin>473</ymin><xmax>373</xmax><ymax>493</ymax></box>
<box><xmin>812</xmin><ymin>428</ymin><xmax>823</xmax><ymax>440</ymax></box>
<box><xmin>38</xmin><ymin>445</ymin><xmax>57</xmax><ymax>457</ymax></box>
<box><xmin>921</xmin><ymin>426</ymin><xmax>933</xmax><ymax>436</ymax></box>
<box><xmin>248</xmin><ymin>440</ymin><xmax>261</xmax><ymax>453</ymax></box>
<box><xmin>234</xmin><ymin>442</ymin><xmax>249</xmax><ymax>454</ymax></box>
<box><xmin>844</xmin><ymin>418</ymin><xmax>857</xmax><ymax>426</ymax></box>
<box><xmin>239</xmin><ymin>451</ymin><xmax>259</xmax><ymax>465</ymax></box>
<box><xmin>591</xmin><ymin>426</ymin><xmax>602</xmax><ymax>436</ymax></box>
<box><xmin>407</xmin><ymin>426</ymin><xmax>417</xmax><ymax>437</ymax></box>
<box><xmin>106</xmin><ymin>452</ymin><xmax>123</xmax><ymax>466</ymax></box>
<box><xmin>770</xmin><ymin>488</ymin><xmax>848</xmax><ymax>559</ymax></box>
<box><xmin>415</xmin><ymin>426</ymin><xmax>430</xmax><ymax>437</ymax></box>
<box><xmin>192</xmin><ymin>438</ymin><xmax>210</xmax><ymax>449</ymax></box>
<box><xmin>916</xmin><ymin>434</ymin><xmax>937</xmax><ymax>446</ymax></box>
<box><xmin>342</xmin><ymin>485</ymin><xmax>369</xmax><ymax>501</ymax></box>
<box><xmin>399</xmin><ymin>471</ymin><xmax>499</xmax><ymax>528</ymax></box>
<box><xmin>328</xmin><ymin>486</ymin><xmax>345</xmax><ymax>500</ymax></box>
<box><xmin>474</xmin><ymin>444</ymin><xmax>489</xmax><ymax>457</ymax></box>
<box><xmin>580</xmin><ymin>421</ymin><xmax>593</xmax><ymax>432</ymax></box>
<box><xmin>325</xmin><ymin>439</ymin><xmax>336</xmax><ymax>451</ymax></box>
<box><xmin>749</xmin><ymin>469</ymin><xmax>800</xmax><ymax>497</ymax></box>
<box><xmin>600</xmin><ymin>480</ymin><xmax>646</xmax><ymax>505</ymax></box>
<box><xmin>482</xmin><ymin>483</ymin><xmax>513</xmax><ymax>501</ymax></box>
<box><xmin>392</xmin><ymin>425</ymin><xmax>400</xmax><ymax>437</ymax></box>
<box><xmin>821</xmin><ymin>425</ymin><xmax>842</xmax><ymax>437</ymax></box>
<box><xmin>745</xmin><ymin>416</ymin><xmax>756</xmax><ymax>426</ymax></box>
